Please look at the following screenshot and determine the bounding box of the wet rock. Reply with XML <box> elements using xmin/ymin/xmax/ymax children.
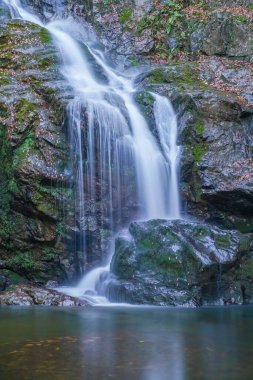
<box><xmin>45</xmin><ymin>280</ymin><xmax>59</xmax><ymax>288</ymax></box>
<box><xmin>138</xmin><ymin>61</ymin><xmax>253</xmax><ymax>232</ymax></box>
<box><xmin>0</xmin><ymin>285</ymin><xmax>88</xmax><ymax>306</ymax></box>
<box><xmin>0</xmin><ymin>269</ymin><xmax>28</xmax><ymax>291</ymax></box>
<box><xmin>109</xmin><ymin>219</ymin><xmax>252</xmax><ymax>306</ymax></box>
<box><xmin>0</xmin><ymin>19</ymin><xmax>81</xmax><ymax>283</ymax></box>
<box><xmin>23</xmin><ymin>0</ymin><xmax>66</xmax><ymax>21</ymax></box>
<box><xmin>92</xmin><ymin>0</ymin><xmax>155</xmax><ymax>66</ymax></box>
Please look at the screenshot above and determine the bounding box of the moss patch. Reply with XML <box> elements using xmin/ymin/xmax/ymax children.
<box><xmin>13</xmin><ymin>132</ymin><xmax>36</xmax><ymax>166</ymax></box>
<box><xmin>14</xmin><ymin>98</ymin><xmax>37</xmax><ymax>123</ymax></box>
<box><xmin>195</xmin><ymin>119</ymin><xmax>205</xmax><ymax>135</ymax></box>
<box><xmin>119</xmin><ymin>7</ymin><xmax>132</xmax><ymax>23</ymax></box>
<box><xmin>215</xmin><ymin>234</ymin><xmax>231</xmax><ymax>249</ymax></box>
<box><xmin>193</xmin><ymin>143</ymin><xmax>207</xmax><ymax>162</ymax></box>
<box><xmin>6</xmin><ymin>251</ymin><xmax>41</xmax><ymax>273</ymax></box>
<box><xmin>40</xmin><ymin>28</ymin><xmax>52</xmax><ymax>44</ymax></box>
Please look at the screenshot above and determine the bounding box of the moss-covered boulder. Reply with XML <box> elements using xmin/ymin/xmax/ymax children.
<box><xmin>109</xmin><ymin>219</ymin><xmax>252</xmax><ymax>306</ymax></box>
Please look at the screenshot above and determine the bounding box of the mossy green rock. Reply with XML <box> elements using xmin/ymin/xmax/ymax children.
<box><xmin>110</xmin><ymin>219</ymin><xmax>251</xmax><ymax>306</ymax></box>
<box><xmin>0</xmin><ymin>19</ymin><xmax>77</xmax><ymax>284</ymax></box>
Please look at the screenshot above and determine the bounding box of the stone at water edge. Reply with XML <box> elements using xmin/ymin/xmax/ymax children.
<box><xmin>109</xmin><ymin>219</ymin><xmax>252</xmax><ymax>306</ymax></box>
<box><xmin>0</xmin><ymin>285</ymin><xmax>89</xmax><ymax>306</ymax></box>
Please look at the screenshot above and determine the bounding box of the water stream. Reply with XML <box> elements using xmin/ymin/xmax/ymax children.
<box><xmin>3</xmin><ymin>0</ymin><xmax>181</xmax><ymax>304</ymax></box>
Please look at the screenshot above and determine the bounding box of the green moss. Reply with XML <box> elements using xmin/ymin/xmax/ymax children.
<box><xmin>56</xmin><ymin>220</ymin><xmax>65</xmax><ymax>237</ymax></box>
<box><xmin>37</xmin><ymin>56</ymin><xmax>56</xmax><ymax>69</ymax></box>
<box><xmin>13</xmin><ymin>132</ymin><xmax>36</xmax><ymax>166</ymax></box>
<box><xmin>192</xmin><ymin>226</ymin><xmax>210</xmax><ymax>241</ymax></box>
<box><xmin>233</xmin><ymin>15</ymin><xmax>247</xmax><ymax>23</ymax></box>
<box><xmin>165</xmin><ymin>230</ymin><xmax>178</xmax><ymax>243</ymax></box>
<box><xmin>119</xmin><ymin>7</ymin><xmax>132</xmax><ymax>23</ymax></box>
<box><xmin>233</xmin><ymin>220</ymin><xmax>253</xmax><ymax>234</ymax></box>
<box><xmin>137</xmin><ymin>0</ymin><xmax>183</xmax><ymax>40</ymax></box>
<box><xmin>7</xmin><ymin>251</ymin><xmax>41</xmax><ymax>273</ymax></box>
<box><xmin>0</xmin><ymin>182</ymin><xmax>12</xmax><ymax>238</ymax></box>
<box><xmin>0</xmin><ymin>121</ymin><xmax>12</xmax><ymax>178</ymax></box>
<box><xmin>128</xmin><ymin>56</ymin><xmax>139</xmax><ymax>67</ymax></box>
<box><xmin>240</xmin><ymin>259</ymin><xmax>253</xmax><ymax>278</ymax></box>
<box><xmin>147</xmin><ymin>68</ymin><xmax>167</xmax><ymax>83</ymax></box>
<box><xmin>140</xmin><ymin>250</ymin><xmax>183</xmax><ymax>277</ymax></box>
<box><xmin>173</xmin><ymin>66</ymin><xmax>200</xmax><ymax>86</ymax></box>
<box><xmin>195</xmin><ymin>119</ymin><xmax>204</xmax><ymax>135</ymax></box>
<box><xmin>0</xmin><ymin>34</ymin><xmax>9</xmax><ymax>47</ymax></box>
<box><xmin>238</xmin><ymin>236</ymin><xmax>250</xmax><ymax>253</ymax></box>
<box><xmin>247</xmin><ymin>4</ymin><xmax>253</xmax><ymax>11</ymax></box>
<box><xmin>147</xmin><ymin>65</ymin><xmax>208</xmax><ymax>89</ymax></box>
<box><xmin>0</xmin><ymin>76</ymin><xmax>10</xmax><ymax>86</ymax></box>
<box><xmin>134</xmin><ymin>91</ymin><xmax>155</xmax><ymax>128</ymax></box>
<box><xmin>0</xmin><ymin>105</ymin><xmax>8</xmax><ymax>118</ymax></box>
<box><xmin>8</xmin><ymin>179</ymin><xmax>19</xmax><ymax>194</ymax></box>
<box><xmin>40</xmin><ymin>28</ymin><xmax>52</xmax><ymax>44</ymax></box>
<box><xmin>37</xmin><ymin>202</ymin><xmax>57</xmax><ymax>217</ymax></box>
<box><xmin>193</xmin><ymin>143</ymin><xmax>207</xmax><ymax>162</ymax></box>
<box><xmin>3</xmin><ymin>270</ymin><xmax>26</xmax><ymax>285</ymax></box>
<box><xmin>214</xmin><ymin>234</ymin><xmax>231</xmax><ymax>249</ymax></box>
<box><xmin>14</xmin><ymin>98</ymin><xmax>37</xmax><ymax>123</ymax></box>
<box><xmin>137</xmin><ymin>236</ymin><xmax>161</xmax><ymax>253</ymax></box>
<box><xmin>42</xmin><ymin>247</ymin><xmax>59</xmax><ymax>260</ymax></box>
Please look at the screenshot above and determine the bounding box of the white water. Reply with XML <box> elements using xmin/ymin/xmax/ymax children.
<box><xmin>153</xmin><ymin>93</ymin><xmax>181</xmax><ymax>219</ymax></box>
<box><xmin>4</xmin><ymin>0</ymin><xmax>181</xmax><ymax>304</ymax></box>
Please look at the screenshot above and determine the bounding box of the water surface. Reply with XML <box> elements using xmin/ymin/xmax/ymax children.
<box><xmin>0</xmin><ymin>306</ymin><xmax>252</xmax><ymax>379</ymax></box>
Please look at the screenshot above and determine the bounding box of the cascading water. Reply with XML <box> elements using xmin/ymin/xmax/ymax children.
<box><xmin>4</xmin><ymin>0</ymin><xmax>181</xmax><ymax>304</ymax></box>
<box><xmin>152</xmin><ymin>93</ymin><xmax>181</xmax><ymax>220</ymax></box>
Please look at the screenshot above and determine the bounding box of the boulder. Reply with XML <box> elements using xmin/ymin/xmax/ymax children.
<box><xmin>109</xmin><ymin>219</ymin><xmax>252</xmax><ymax>306</ymax></box>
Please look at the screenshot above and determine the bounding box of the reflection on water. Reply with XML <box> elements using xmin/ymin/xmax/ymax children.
<box><xmin>0</xmin><ymin>306</ymin><xmax>252</xmax><ymax>380</ymax></box>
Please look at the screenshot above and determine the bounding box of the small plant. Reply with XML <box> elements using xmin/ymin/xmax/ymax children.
<box><xmin>164</xmin><ymin>1</ymin><xmax>183</xmax><ymax>34</ymax></box>
<box><xmin>7</xmin><ymin>252</ymin><xmax>40</xmax><ymax>272</ymax></box>
<box><xmin>119</xmin><ymin>7</ymin><xmax>132</xmax><ymax>23</ymax></box>
<box><xmin>137</xmin><ymin>0</ymin><xmax>184</xmax><ymax>57</ymax></box>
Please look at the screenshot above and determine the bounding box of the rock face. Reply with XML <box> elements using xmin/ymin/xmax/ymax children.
<box><xmin>194</xmin><ymin>12</ymin><xmax>252</xmax><ymax>60</ymax></box>
<box><xmin>85</xmin><ymin>1</ymin><xmax>253</xmax><ymax>65</ymax></box>
<box><xmin>24</xmin><ymin>0</ymin><xmax>93</xmax><ymax>22</ymax></box>
<box><xmin>91</xmin><ymin>0</ymin><xmax>155</xmax><ymax>67</ymax></box>
<box><xmin>137</xmin><ymin>60</ymin><xmax>253</xmax><ymax>234</ymax></box>
<box><xmin>110</xmin><ymin>219</ymin><xmax>253</xmax><ymax>306</ymax></box>
<box><xmin>0</xmin><ymin>18</ymin><xmax>82</xmax><ymax>285</ymax></box>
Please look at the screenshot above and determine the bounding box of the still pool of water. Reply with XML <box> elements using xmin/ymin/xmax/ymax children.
<box><xmin>0</xmin><ymin>305</ymin><xmax>252</xmax><ymax>380</ymax></box>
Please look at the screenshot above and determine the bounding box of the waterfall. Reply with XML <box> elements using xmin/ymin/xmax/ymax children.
<box><xmin>152</xmin><ymin>93</ymin><xmax>181</xmax><ymax>219</ymax></box>
<box><xmin>4</xmin><ymin>0</ymin><xmax>181</xmax><ymax>304</ymax></box>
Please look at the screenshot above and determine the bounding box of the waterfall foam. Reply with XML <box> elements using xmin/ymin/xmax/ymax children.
<box><xmin>4</xmin><ymin>0</ymin><xmax>181</xmax><ymax>304</ymax></box>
